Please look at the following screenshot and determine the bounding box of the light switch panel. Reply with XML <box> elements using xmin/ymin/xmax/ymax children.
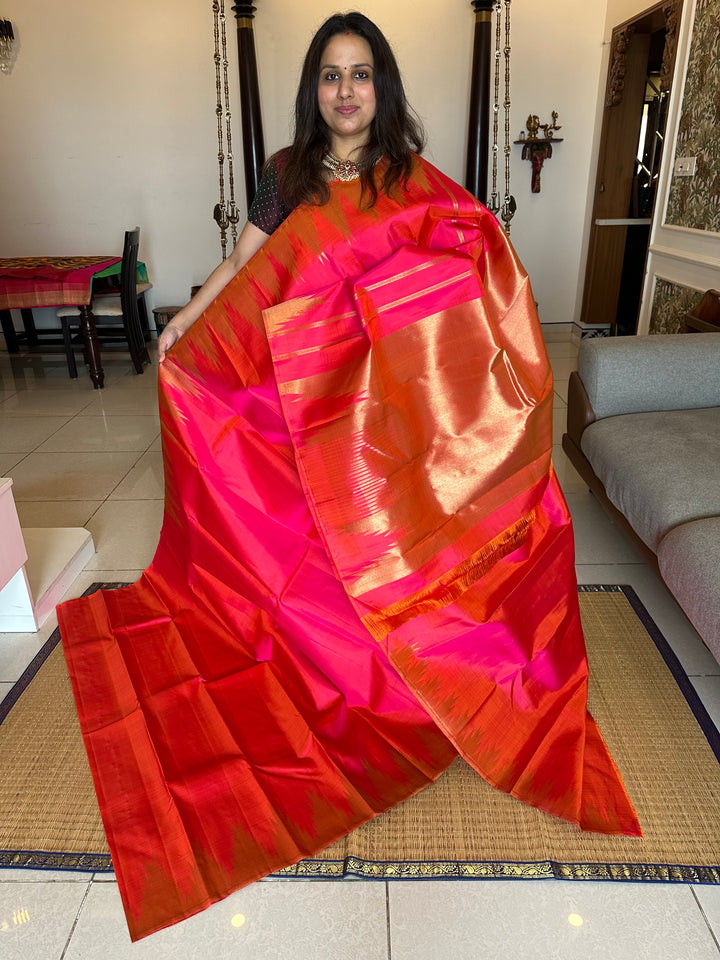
<box><xmin>674</xmin><ymin>156</ymin><xmax>697</xmax><ymax>177</ymax></box>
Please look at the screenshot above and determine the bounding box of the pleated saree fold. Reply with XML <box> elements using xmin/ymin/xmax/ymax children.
<box><xmin>57</xmin><ymin>156</ymin><xmax>640</xmax><ymax>941</ymax></box>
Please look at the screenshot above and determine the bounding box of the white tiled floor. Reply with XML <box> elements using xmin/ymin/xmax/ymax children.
<box><xmin>1</xmin><ymin>333</ymin><xmax>719</xmax><ymax>959</ymax></box>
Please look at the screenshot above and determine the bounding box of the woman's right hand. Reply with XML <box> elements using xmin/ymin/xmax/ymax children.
<box><xmin>157</xmin><ymin>323</ymin><xmax>184</xmax><ymax>363</ymax></box>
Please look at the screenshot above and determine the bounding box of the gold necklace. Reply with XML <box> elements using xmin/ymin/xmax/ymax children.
<box><xmin>322</xmin><ymin>152</ymin><xmax>361</xmax><ymax>182</ymax></box>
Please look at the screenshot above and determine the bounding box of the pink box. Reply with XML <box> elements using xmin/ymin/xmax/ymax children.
<box><xmin>0</xmin><ymin>477</ymin><xmax>28</xmax><ymax>591</ymax></box>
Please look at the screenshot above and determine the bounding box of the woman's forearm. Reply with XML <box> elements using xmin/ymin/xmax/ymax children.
<box><xmin>158</xmin><ymin>221</ymin><xmax>269</xmax><ymax>361</ymax></box>
<box><xmin>169</xmin><ymin>256</ymin><xmax>239</xmax><ymax>334</ymax></box>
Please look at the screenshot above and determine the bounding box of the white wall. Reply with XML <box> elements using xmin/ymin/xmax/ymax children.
<box><xmin>604</xmin><ymin>0</ymin><xmax>655</xmax><ymax>32</ymax></box>
<box><xmin>1</xmin><ymin>0</ymin><xmax>611</xmax><ymax>328</ymax></box>
<box><xmin>0</xmin><ymin>0</ymin><xmax>223</xmax><ymax>311</ymax></box>
<box><xmin>502</xmin><ymin>0</ymin><xmax>607</xmax><ymax>325</ymax></box>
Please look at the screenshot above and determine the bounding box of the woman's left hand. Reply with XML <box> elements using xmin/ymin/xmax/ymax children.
<box><xmin>158</xmin><ymin>323</ymin><xmax>184</xmax><ymax>363</ymax></box>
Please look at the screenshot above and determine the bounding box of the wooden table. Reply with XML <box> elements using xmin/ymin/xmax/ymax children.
<box><xmin>0</xmin><ymin>255</ymin><xmax>133</xmax><ymax>389</ymax></box>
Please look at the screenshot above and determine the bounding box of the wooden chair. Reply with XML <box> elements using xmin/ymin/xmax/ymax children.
<box><xmin>57</xmin><ymin>228</ymin><xmax>152</xmax><ymax>376</ymax></box>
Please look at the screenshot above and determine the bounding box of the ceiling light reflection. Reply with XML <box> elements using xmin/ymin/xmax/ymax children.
<box><xmin>568</xmin><ymin>913</ymin><xmax>584</xmax><ymax>927</ymax></box>
<box><xmin>231</xmin><ymin>913</ymin><xmax>246</xmax><ymax>928</ymax></box>
<box><xmin>1</xmin><ymin>908</ymin><xmax>31</xmax><ymax>929</ymax></box>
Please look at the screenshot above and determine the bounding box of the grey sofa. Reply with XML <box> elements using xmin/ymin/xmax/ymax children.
<box><xmin>562</xmin><ymin>332</ymin><xmax>720</xmax><ymax>662</ymax></box>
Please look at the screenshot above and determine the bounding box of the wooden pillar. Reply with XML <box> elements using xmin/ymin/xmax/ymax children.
<box><xmin>465</xmin><ymin>0</ymin><xmax>495</xmax><ymax>204</ymax></box>
<box><xmin>231</xmin><ymin>2</ymin><xmax>265</xmax><ymax>206</ymax></box>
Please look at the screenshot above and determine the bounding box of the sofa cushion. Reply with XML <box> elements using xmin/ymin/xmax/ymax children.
<box><xmin>580</xmin><ymin>407</ymin><xmax>720</xmax><ymax>551</ymax></box>
<box><xmin>658</xmin><ymin>518</ymin><xmax>720</xmax><ymax>660</ymax></box>
<box><xmin>577</xmin><ymin>333</ymin><xmax>720</xmax><ymax>419</ymax></box>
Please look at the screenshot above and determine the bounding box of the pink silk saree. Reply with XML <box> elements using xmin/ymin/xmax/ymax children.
<box><xmin>57</xmin><ymin>155</ymin><xmax>640</xmax><ymax>941</ymax></box>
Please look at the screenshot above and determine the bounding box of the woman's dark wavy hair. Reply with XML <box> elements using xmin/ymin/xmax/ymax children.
<box><xmin>278</xmin><ymin>11</ymin><xmax>425</xmax><ymax>208</ymax></box>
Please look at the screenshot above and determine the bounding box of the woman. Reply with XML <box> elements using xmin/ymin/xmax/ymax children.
<box><xmin>58</xmin><ymin>13</ymin><xmax>640</xmax><ymax>943</ymax></box>
<box><xmin>157</xmin><ymin>12</ymin><xmax>421</xmax><ymax>363</ymax></box>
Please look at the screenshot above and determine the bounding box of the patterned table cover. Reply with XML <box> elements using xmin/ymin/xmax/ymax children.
<box><xmin>0</xmin><ymin>256</ymin><xmax>148</xmax><ymax>309</ymax></box>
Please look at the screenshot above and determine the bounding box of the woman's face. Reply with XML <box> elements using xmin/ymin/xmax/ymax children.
<box><xmin>317</xmin><ymin>33</ymin><xmax>376</xmax><ymax>158</ymax></box>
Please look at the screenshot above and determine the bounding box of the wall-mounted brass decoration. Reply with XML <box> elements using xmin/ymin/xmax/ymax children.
<box><xmin>514</xmin><ymin>112</ymin><xmax>563</xmax><ymax>193</ymax></box>
<box><xmin>524</xmin><ymin>111</ymin><xmax>562</xmax><ymax>141</ymax></box>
